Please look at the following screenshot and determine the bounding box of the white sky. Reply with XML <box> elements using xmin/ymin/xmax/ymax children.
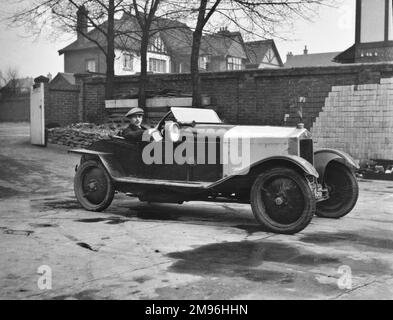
<box><xmin>0</xmin><ymin>0</ymin><xmax>355</xmax><ymax>78</ymax></box>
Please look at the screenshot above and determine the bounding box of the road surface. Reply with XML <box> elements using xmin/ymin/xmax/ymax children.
<box><xmin>0</xmin><ymin>123</ymin><xmax>392</xmax><ymax>300</ymax></box>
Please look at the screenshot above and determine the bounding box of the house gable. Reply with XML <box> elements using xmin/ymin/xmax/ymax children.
<box><xmin>245</xmin><ymin>40</ymin><xmax>283</xmax><ymax>69</ymax></box>
<box><xmin>50</xmin><ymin>73</ymin><xmax>77</xmax><ymax>90</ymax></box>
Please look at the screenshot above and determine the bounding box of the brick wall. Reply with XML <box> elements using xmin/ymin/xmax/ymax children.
<box><xmin>0</xmin><ymin>94</ymin><xmax>30</xmax><ymax>122</ymax></box>
<box><xmin>77</xmin><ymin>63</ymin><xmax>393</xmax><ymax>127</ymax></box>
<box><xmin>44</xmin><ymin>79</ymin><xmax>80</xmax><ymax>126</ymax></box>
<box><xmin>48</xmin><ymin>62</ymin><xmax>393</xmax><ymax>161</ymax></box>
<box><xmin>46</xmin><ymin>89</ymin><xmax>79</xmax><ymax>126</ymax></box>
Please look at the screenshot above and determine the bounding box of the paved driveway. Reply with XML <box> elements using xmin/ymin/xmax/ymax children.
<box><xmin>0</xmin><ymin>123</ymin><xmax>392</xmax><ymax>300</ymax></box>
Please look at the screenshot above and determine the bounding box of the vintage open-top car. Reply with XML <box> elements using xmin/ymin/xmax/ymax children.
<box><xmin>69</xmin><ymin>107</ymin><xmax>359</xmax><ymax>234</ymax></box>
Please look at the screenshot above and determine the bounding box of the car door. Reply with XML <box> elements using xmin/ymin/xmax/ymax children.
<box><xmin>110</xmin><ymin>138</ymin><xmax>144</xmax><ymax>178</ymax></box>
<box><xmin>139</xmin><ymin>130</ymin><xmax>188</xmax><ymax>181</ymax></box>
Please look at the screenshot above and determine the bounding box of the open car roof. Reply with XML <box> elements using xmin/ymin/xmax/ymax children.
<box><xmin>171</xmin><ymin>107</ymin><xmax>223</xmax><ymax>124</ymax></box>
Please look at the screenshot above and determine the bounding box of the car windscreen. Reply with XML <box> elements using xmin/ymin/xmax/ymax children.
<box><xmin>171</xmin><ymin>107</ymin><xmax>222</xmax><ymax>124</ymax></box>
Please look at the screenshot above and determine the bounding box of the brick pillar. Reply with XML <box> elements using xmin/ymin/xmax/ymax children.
<box><xmin>75</xmin><ymin>74</ymin><xmax>86</xmax><ymax>122</ymax></box>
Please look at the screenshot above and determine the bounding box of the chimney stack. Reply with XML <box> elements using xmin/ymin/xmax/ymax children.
<box><xmin>218</xmin><ymin>26</ymin><xmax>229</xmax><ymax>35</ymax></box>
<box><xmin>304</xmin><ymin>45</ymin><xmax>308</xmax><ymax>55</ymax></box>
<box><xmin>287</xmin><ymin>52</ymin><xmax>293</xmax><ymax>60</ymax></box>
<box><xmin>77</xmin><ymin>5</ymin><xmax>88</xmax><ymax>41</ymax></box>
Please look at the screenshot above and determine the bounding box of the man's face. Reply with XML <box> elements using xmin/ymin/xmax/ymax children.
<box><xmin>129</xmin><ymin>114</ymin><xmax>143</xmax><ymax>127</ymax></box>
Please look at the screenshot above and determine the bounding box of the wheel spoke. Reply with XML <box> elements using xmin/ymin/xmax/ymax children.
<box><xmin>261</xmin><ymin>175</ymin><xmax>305</xmax><ymax>225</ymax></box>
<box><xmin>251</xmin><ymin>167</ymin><xmax>314</xmax><ymax>234</ymax></box>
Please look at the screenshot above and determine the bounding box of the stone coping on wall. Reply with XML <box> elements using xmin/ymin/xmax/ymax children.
<box><xmin>74</xmin><ymin>61</ymin><xmax>393</xmax><ymax>85</ymax></box>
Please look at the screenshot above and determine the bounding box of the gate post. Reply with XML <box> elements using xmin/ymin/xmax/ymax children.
<box><xmin>30</xmin><ymin>75</ymin><xmax>49</xmax><ymax>146</ymax></box>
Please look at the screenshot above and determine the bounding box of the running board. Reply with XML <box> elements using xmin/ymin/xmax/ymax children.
<box><xmin>114</xmin><ymin>177</ymin><xmax>212</xmax><ymax>189</ymax></box>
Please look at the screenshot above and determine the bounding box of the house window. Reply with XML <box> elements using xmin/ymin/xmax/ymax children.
<box><xmin>149</xmin><ymin>58</ymin><xmax>167</xmax><ymax>73</ymax></box>
<box><xmin>148</xmin><ymin>37</ymin><xmax>166</xmax><ymax>53</ymax></box>
<box><xmin>227</xmin><ymin>56</ymin><xmax>242</xmax><ymax>70</ymax></box>
<box><xmin>86</xmin><ymin>59</ymin><xmax>97</xmax><ymax>72</ymax></box>
<box><xmin>198</xmin><ymin>55</ymin><xmax>211</xmax><ymax>71</ymax></box>
<box><xmin>123</xmin><ymin>53</ymin><xmax>133</xmax><ymax>70</ymax></box>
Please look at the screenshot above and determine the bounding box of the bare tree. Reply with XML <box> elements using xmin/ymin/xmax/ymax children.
<box><xmin>6</xmin><ymin>0</ymin><xmax>190</xmax><ymax>104</ymax></box>
<box><xmin>174</xmin><ymin>0</ymin><xmax>335</xmax><ymax>106</ymax></box>
<box><xmin>128</xmin><ymin>0</ymin><xmax>161</xmax><ymax>109</ymax></box>
<box><xmin>0</xmin><ymin>67</ymin><xmax>21</xmax><ymax>96</ymax></box>
<box><xmin>119</xmin><ymin>0</ymin><xmax>191</xmax><ymax>108</ymax></box>
<box><xmin>6</xmin><ymin>0</ymin><xmax>129</xmax><ymax>99</ymax></box>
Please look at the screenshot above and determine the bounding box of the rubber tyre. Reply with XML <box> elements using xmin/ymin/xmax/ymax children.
<box><xmin>74</xmin><ymin>160</ymin><xmax>115</xmax><ymax>211</ymax></box>
<box><xmin>316</xmin><ymin>161</ymin><xmax>359</xmax><ymax>219</ymax></box>
<box><xmin>250</xmin><ymin>167</ymin><xmax>316</xmax><ymax>234</ymax></box>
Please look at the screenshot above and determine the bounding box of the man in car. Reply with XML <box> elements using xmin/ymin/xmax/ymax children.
<box><xmin>122</xmin><ymin>107</ymin><xmax>148</xmax><ymax>141</ymax></box>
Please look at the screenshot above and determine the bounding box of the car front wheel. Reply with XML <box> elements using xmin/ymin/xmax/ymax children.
<box><xmin>250</xmin><ymin>167</ymin><xmax>316</xmax><ymax>234</ymax></box>
<box><xmin>316</xmin><ymin>161</ymin><xmax>359</xmax><ymax>219</ymax></box>
<box><xmin>74</xmin><ymin>160</ymin><xmax>115</xmax><ymax>211</ymax></box>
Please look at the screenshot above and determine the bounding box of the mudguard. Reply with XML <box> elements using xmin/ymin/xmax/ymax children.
<box><xmin>235</xmin><ymin>155</ymin><xmax>319</xmax><ymax>178</ymax></box>
<box><xmin>314</xmin><ymin>148</ymin><xmax>359</xmax><ymax>182</ymax></box>
<box><xmin>68</xmin><ymin>149</ymin><xmax>125</xmax><ymax>179</ymax></box>
<box><xmin>68</xmin><ymin>149</ymin><xmax>111</xmax><ymax>156</ymax></box>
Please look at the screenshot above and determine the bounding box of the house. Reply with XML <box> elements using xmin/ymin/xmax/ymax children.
<box><xmin>285</xmin><ymin>47</ymin><xmax>342</xmax><ymax>68</ymax></box>
<box><xmin>192</xmin><ymin>29</ymin><xmax>283</xmax><ymax>72</ymax></box>
<box><xmin>197</xmin><ymin>29</ymin><xmax>249</xmax><ymax>72</ymax></box>
<box><xmin>58</xmin><ymin>9</ymin><xmax>193</xmax><ymax>75</ymax></box>
<box><xmin>244</xmin><ymin>40</ymin><xmax>283</xmax><ymax>69</ymax></box>
<box><xmin>58</xmin><ymin>8</ymin><xmax>282</xmax><ymax>75</ymax></box>
<box><xmin>335</xmin><ymin>0</ymin><xmax>393</xmax><ymax>64</ymax></box>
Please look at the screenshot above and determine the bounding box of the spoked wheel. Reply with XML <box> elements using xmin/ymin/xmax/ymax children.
<box><xmin>74</xmin><ymin>160</ymin><xmax>115</xmax><ymax>211</ymax></box>
<box><xmin>250</xmin><ymin>167</ymin><xmax>316</xmax><ymax>234</ymax></box>
<box><xmin>316</xmin><ymin>161</ymin><xmax>359</xmax><ymax>219</ymax></box>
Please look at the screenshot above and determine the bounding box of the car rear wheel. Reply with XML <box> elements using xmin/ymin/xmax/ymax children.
<box><xmin>74</xmin><ymin>160</ymin><xmax>115</xmax><ymax>211</ymax></box>
<box><xmin>316</xmin><ymin>161</ymin><xmax>359</xmax><ymax>219</ymax></box>
<box><xmin>250</xmin><ymin>167</ymin><xmax>316</xmax><ymax>234</ymax></box>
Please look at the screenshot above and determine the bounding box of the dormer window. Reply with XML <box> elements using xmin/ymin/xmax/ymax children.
<box><xmin>148</xmin><ymin>37</ymin><xmax>166</xmax><ymax>53</ymax></box>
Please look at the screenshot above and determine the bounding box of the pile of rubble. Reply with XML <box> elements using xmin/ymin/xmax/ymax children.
<box><xmin>47</xmin><ymin>123</ymin><xmax>120</xmax><ymax>148</ymax></box>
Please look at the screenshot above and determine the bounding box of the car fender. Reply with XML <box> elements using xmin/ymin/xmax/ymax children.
<box><xmin>68</xmin><ymin>149</ymin><xmax>125</xmax><ymax>178</ymax></box>
<box><xmin>208</xmin><ymin>155</ymin><xmax>319</xmax><ymax>190</ymax></box>
<box><xmin>68</xmin><ymin>148</ymin><xmax>112</xmax><ymax>157</ymax></box>
<box><xmin>314</xmin><ymin>148</ymin><xmax>359</xmax><ymax>182</ymax></box>
<box><xmin>237</xmin><ymin>155</ymin><xmax>319</xmax><ymax>178</ymax></box>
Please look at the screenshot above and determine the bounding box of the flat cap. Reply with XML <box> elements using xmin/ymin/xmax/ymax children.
<box><xmin>125</xmin><ymin>107</ymin><xmax>144</xmax><ymax>117</ymax></box>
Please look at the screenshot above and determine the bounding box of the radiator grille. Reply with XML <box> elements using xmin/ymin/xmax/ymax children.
<box><xmin>300</xmin><ymin>139</ymin><xmax>314</xmax><ymax>165</ymax></box>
